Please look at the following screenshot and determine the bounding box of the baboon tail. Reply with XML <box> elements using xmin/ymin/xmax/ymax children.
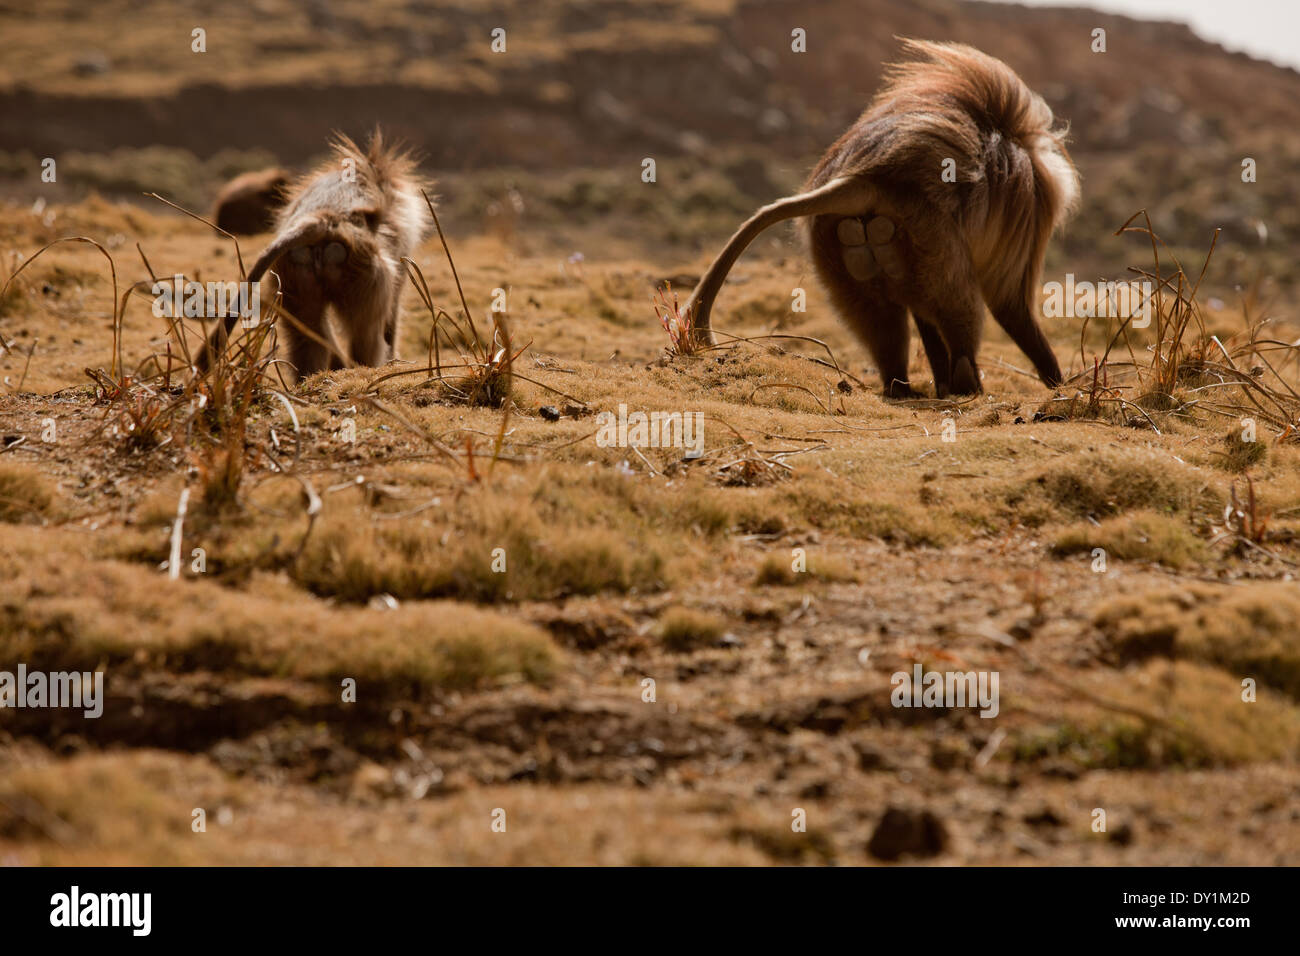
<box><xmin>682</xmin><ymin>176</ymin><xmax>882</xmax><ymax>346</ymax></box>
<box><xmin>245</xmin><ymin>216</ymin><xmax>332</xmax><ymax>284</ymax></box>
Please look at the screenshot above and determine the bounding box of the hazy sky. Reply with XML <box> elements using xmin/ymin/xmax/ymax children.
<box><xmin>1000</xmin><ymin>0</ymin><xmax>1300</xmax><ymax>71</ymax></box>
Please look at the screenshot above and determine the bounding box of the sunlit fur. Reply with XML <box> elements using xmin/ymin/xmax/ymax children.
<box><xmin>685</xmin><ymin>40</ymin><xmax>1080</xmax><ymax>397</ymax></box>
<box><xmin>199</xmin><ymin>131</ymin><xmax>431</xmax><ymax>380</ymax></box>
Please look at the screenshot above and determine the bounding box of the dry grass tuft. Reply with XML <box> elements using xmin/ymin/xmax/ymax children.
<box><xmin>0</xmin><ymin>530</ymin><xmax>562</xmax><ymax>694</ymax></box>
<box><xmin>1215</xmin><ymin>430</ymin><xmax>1267</xmax><ymax>472</ymax></box>
<box><xmin>1012</xmin><ymin>661</ymin><xmax>1300</xmax><ymax>769</ymax></box>
<box><xmin>754</xmin><ymin>550</ymin><xmax>857</xmax><ymax>585</ymax></box>
<box><xmin>1022</xmin><ymin>445</ymin><xmax>1217</xmax><ymax>521</ymax></box>
<box><xmin>1052</xmin><ymin>511</ymin><xmax>1207</xmax><ymax>568</ymax></box>
<box><xmin>655</xmin><ymin>606</ymin><xmax>726</xmax><ymax>652</ymax></box>
<box><xmin>1096</xmin><ymin>583</ymin><xmax>1300</xmax><ymax>699</ymax></box>
<box><xmin>0</xmin><ymin>752</ymin><xmax>213</xmax><ymax>861</ymax></box>
<box><xmin>0</xmin><ymin>464</ymin><xmax>54</xmax><ymax>522</ymax></box>
<box><xmin>294</xmin><ymin>509</ymin><xmax>671</xmax><ymax>603</ymax></box>
<box><xmin>653</xmin><ymin>281</ymin><xmax>704</xmax><ymax>357</ymax></box>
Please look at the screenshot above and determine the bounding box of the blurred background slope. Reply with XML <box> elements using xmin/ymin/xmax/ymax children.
<box><xmin>0</xmin><ymin>0</ymin><xmax>1296</xmax><ymax>296</ymax></box>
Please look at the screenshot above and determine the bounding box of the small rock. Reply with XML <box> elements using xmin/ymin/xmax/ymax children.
<box><xmin>72</xmin><ymin>52</ymin><xmax>111</xmax><ymax>76</ymax></box>
<box><xmin>1023</xmin><ymin>806</ymin><xmax>1064</xmax><ymax>828</ymax></box>
<box><xmin>799</xmin><ymin>780</ymin><xmax>833</xmax><ymax>799</ymax></box>
<box><xmin>1041</xmin><ymin>759</ymin><xmax>1082</xmax><ymax>781</ymax></box>
<box><xmin>867</xmin><ymin>807</ymin><xmax>949</xmax><ymax>861</ymax></box>
<box><xmin>1008</xmin><ymin>619</ymin><xmax>1035</xmax><ymax>641</ymax></box>
<box><xmin>509</xmin><ymin>758</ymin><xmax>539</xmax><ymax>781</ymax></box>
<box><xmin>54</xmin><ymin>734</ymin><xmax>87</xmax><ymax>756</ymax></box>
<box><xmin>1109</xmin><ymin>822</ymin><xmax>1135</xmax><ymax>846</ymax></box>
<box><xmin>351</xmin><ymin>762</ymin><xmax>393</xmax><ymax>799</ymax></box>
<box><xmin>854</xmin><ymin>742</ymin><xmax>889</xmax><ymax>772</ymax></box>
<box><xmin>930</xmin><ymin>740</ymin><xmax>967</xmax><ymax>771</ymax></box>
<box><xmin>1011</xmin><ymin>832</ymin><xmax>1043</xmax><ymax>856</ymax></box>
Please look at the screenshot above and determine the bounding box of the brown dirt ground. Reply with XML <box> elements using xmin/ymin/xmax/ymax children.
<box><xmin>2</xmin><ymin>196</ymin><xmax>1300</xmax><ymax>865</ymax></box>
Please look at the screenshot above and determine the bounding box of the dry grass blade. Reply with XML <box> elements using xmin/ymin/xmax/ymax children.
<box><xmin>422</xmin><ymin>189</ymin><xmax>482</xmax><ymax>354</ymax></box>
<box><xmin>1063</xmin><ymin>212</ymin><xmax>1300</xmax><ymax>441</ymax></box>
<box><xmin>144</xmin><ymin>191</ymin><xmax>246</xmax><ymax>278</ymax></box>
<box><xmin>709</xmin><ymin>417</ymin><xmax>803</xmax><ymax>486</ymax></box>
<box><xmin>2</xmin><ymin>236</ymin><xmax>121</xmax><ymax>379</ymax></box>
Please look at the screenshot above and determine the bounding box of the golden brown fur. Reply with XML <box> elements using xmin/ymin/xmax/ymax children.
<box><xmin>685</xmin><ymin>40</ymin><xmax>1080</xmax><ymax>396</ymax></box>
<box><xmin>198</xmin><ymin>131</ymin><xmax>431</xmax><ymax>380</ymax></box>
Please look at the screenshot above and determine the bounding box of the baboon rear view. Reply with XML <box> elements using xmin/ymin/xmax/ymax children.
<box><xmin>200</xmin><ymin>131</ymin><xmax>430</xmax><ymax>380</ymax></box>
<box><xmin>684</xmin><ymin>40</ymin><xmax>1080</xmax><ymax>397</ymax></box>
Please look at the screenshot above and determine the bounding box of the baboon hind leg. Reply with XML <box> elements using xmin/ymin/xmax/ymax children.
<box><xmin>383</xmin><ymin>303</ymin><xmax>400</xmax><ymax>361</ymax></box>
<box><xmin>279</xmin><ymin>288</ymin><xmax>336</xmax><ymax>381</ymax></box>
<box><xmin>342</xmin><ymin>282</ymin><xmax>396</xmax><ymax>368</ymax></box>
<box><xmin>830</xmin><ymin>283</ymin><xmax>913</xmax><ymax>398</ymax></box>
<box><xmin>857</xmin><ymin>296</ymin><xmax>914</xmax><ymax>398</ymax></box>
<box><xmin>913</xmin><ymin>316</ymin><xmax>952</xmax><ymax>398</ymax></box>
<box><xmin>988</xmin><ymin>281</ymin><xmax>1063</xmax><ymax>388</ymax></box>
<box><xmin>909</xmin><ymin>240</ymin><xmax>985</xmax><ymax>396</ymax></box>
<box><xmin>911</xmin><ymin>292</ymin><xmax>984</xmax><ymax>395</ymax></box>
<box><xmin>811</xmin><ymin>217</ymin><xmax>916</xmax><ymax>398</ymax></box>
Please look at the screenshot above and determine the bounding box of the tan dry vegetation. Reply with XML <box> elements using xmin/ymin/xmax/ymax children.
<box><xmin>2</xmin><ymin>188</ymin><xmax>1299</xmax><ymax>866</ymax></box>
<box><xmin>0</xmin><ymin>463</ymin><xmax>55</xmax><ymax>522</ymax></box>
<box><xmin>1010</xmin><ymin>661</ymin><xmax>1300</xmax><ymax>770</ymax></box>
<box><xmin>0</xmin><ymin>526</ymin><xmax>561</xmax><ymax>695</ymax></box>
<box><xmin>1052</xmin><ymin>512</ymin><xmax>1210</xmax><ymax>569</ymax></box>
<box><xmin>1096</xmin><ymin>583</ymin><xmax>1300</xmax><ymax>699</ymax></box>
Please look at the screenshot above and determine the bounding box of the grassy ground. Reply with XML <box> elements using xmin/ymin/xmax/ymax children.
<box><xmin>1</xmin><ymin>191</ymin><xmax>1300</xmax><ymax>865</ymax></box>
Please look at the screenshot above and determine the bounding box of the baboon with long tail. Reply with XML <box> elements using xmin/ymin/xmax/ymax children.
<box><xmin>198</xmin><ymin>131</ymin><xmax>430</xmax><ymax>380</ymax></box>
<box><xmin>683</xmin><ymin>40</ymin><xmax>1080</xmax><ymax>397</ymax></box>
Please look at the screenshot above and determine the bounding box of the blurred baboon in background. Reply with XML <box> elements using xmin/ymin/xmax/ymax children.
<box><xmin>212</xmin><ymin>167</ymin><xmax>290</xmax><ymax>235</ymax></box>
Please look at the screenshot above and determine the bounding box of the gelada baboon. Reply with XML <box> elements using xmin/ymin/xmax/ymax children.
<box><xmin>212</xmin><ymin>167</ymin><xmax>290</xmax><ymax>235</ymax></box>
<box><xmin>683</xmin><ymin>40</ymin><xmax>1080</xmax><ymax>397</ymax></box>
<box><xmin>199</xmin><ymin>131</ymin><xmax>430</xmax><ymax>380</ymax></box>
